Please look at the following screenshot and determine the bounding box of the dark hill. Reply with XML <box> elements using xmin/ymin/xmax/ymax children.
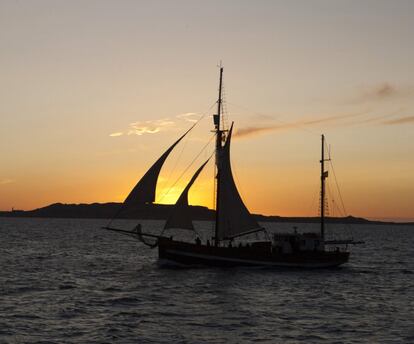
<box><xmin>1</xmin><ymin>202</ymin><xmax>413</xmax><ymax>226</ymax></box>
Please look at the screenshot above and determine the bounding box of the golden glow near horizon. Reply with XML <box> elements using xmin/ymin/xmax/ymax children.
<box><xmin>1</xmin><ymin>1</ymin><xmax>414</xmax><ymax>221</ymax></box>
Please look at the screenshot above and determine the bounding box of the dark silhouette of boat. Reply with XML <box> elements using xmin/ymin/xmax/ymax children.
<box><xmin>104</xmin><ymin>67</ymin><xmax>362</xmax><ymax>268</ymax></box>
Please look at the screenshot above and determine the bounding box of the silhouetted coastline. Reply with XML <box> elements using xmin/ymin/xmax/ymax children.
<box><xmin>0</xmin><ymin>202</ymin><xmax>412</xmax><ymax>226</ymax></box>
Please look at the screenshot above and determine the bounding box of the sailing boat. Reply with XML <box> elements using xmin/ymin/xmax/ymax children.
<box><xmin>104</xmin><ymin>67</ymin><xmax>362</xmax><ymax>268</ymax></box>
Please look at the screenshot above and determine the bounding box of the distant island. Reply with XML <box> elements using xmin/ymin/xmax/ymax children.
<box><xmin>1</xmin><ymin>202</ymin><xmax>413</xmax><ymax>226</ymax></box>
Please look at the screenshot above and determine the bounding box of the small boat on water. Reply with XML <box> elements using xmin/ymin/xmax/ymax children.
<box><xmin>104</xmin><ymin>67</ymin><xmax>362</xmax><ymax>268</ymax></box>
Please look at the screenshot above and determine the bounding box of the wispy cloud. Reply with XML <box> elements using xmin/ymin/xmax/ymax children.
<box><xmin>128</xmin><ymin>118</ymin><xmax>175</xmax><ymax>136</ymax></box>
<box><xmin>110</xmin><ymin>112</ymin><xmax>205</xmax><ymax>138</ymax></box>
<box><xmin>234</xmin><ymin>111</ymin><xmax>368</xmax><ymax>139</ymax></box>
<box><xmin>110</xmin><ymin>118</ymin><xmax>176</xmax><ymax>137</ymax></box>
<box><xmin>233</xmin><ymin>83</ymin><xmax>414</xmax><ymax>139</ymax></box>
<box><xmin>368</xmin><ymin>82</ymin><xmax>397</xmax><ymax>99</ymax></box>
<box><xmin>382</xmin><ymin>115</ymin><xmax>414</xmax><ymax>125</ymax></box>
<box><xmin>235</xmin><ymin>124</ymin><xmax>288</xmax><ymax>138</ymax></box>
<box><xmin>355</xmin><ymin>82</ymin><xmax>414</xmax><ymax>103</ymax></box>
<box><xmin>109</xmin><ymin>132</ymin><xmax>123</xmax><ymax>137</ymax></box>
<box><xmin>0</xmin><ymin>179</ymin><xmax>15</xmax><ymax>185</ymax></box>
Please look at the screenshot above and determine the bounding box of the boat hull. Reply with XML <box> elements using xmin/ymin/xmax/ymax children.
<box><xmin>158</xmin><ymin>238</ymin><xmax>349</xmax><ymax>268</ymax></box>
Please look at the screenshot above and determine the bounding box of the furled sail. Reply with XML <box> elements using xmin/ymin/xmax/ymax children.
<box><xmin>123</xmin><ymin>126</ymin><xmax>194</xmax><ymax>206</ymax></box>
<box><xmin>217</xmin><ymin>124</ymin><xmax>260</xmax><ymax>240</ymax></box>
<box><xmin>164</xmin><ymin>158</ymin><xmax>210</xmax><ymax>230</ymax></box>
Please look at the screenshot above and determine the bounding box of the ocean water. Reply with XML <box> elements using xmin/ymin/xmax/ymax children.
<box><xmin>0</xmin><ymin>217</ymin><xmax>413</xmax><ymax>344</ymax></box>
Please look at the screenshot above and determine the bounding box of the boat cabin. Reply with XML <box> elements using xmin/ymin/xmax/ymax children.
<box><xmin>272</xmin><ymin>232</ymin><xmax>324</xmax><ymax>254</ymax></box>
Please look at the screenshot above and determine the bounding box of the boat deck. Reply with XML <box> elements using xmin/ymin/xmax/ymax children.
<box><xmin>158</xmin><ymin>237</ymin><xmax>349</xmax><ymax>268</ymax></box>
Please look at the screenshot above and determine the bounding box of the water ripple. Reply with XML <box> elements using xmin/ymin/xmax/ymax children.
<box><xmin>0</xmin><ymin>218</ymin><xmax>413</xmax><ymax>343</ymax></box>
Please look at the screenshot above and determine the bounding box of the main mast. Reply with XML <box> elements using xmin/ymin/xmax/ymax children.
<box><xmin>214</xmin><ymin>67</ymin><xmax>224</xmax><ymax>246</ymax></box>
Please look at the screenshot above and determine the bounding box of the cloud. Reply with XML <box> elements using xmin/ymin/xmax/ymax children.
<box><xmin>110</xmin><ymin>118</ymin><xmax>177</xmax><ymax>137</ymax></box>
<box><xmin>235</xmin><ymin>124</ymin><xmax>290</xmax><ymax>138</ymax></box>
<box><xmin>109</xmin><ymin>132</ymin><xmax>124</xmax><ymax>137</ymax></box>
<box><xmin>128</xmin><ymin>126</ymin><xmax>161</xmax><ymax>135</ymax></box>
<box><xmin>234</xmin><ymin>111</ymin><xmax>368</xmax><ymax>139</ymax></box>
<box><xmin>0</xmin><ymin>179</ymin><xmax>15</xmax><ymax>185</ymax></box>
<box><xmin>370</xmin><ymin>83</ymin><xmax>396</xmax><ymax>99</ymax></box>
<box><xmin>232</xmin><ymin>83</ymin><xmax>414</xmax><ymax>139</ymax></box>
<box><xmin>110</xmin><ymin>111</ymin><xmax>205</xmax><ymax>138</ymax></box>
<box><xmin>382</xmin><ymin>115</ymin><xmax>414</xmax><ymax>125</ymax></box>
<box><xmin>356</xmin><ymin>82</ymin><xmax>414</xmax><ymax>103</ymax></box>
<box><xmin>234</xmin><ymin>109</ymin><xmax>414</xmax><ymax>138</ymax></box>
<box><xmin>128</xmin><ymin>118</ymin><xmax>175</xmax><ymax>136</ymax></box>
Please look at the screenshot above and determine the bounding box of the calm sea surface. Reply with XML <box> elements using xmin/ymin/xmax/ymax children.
<box><xmin>0</xmin><ymin>218</ymin><xmax>413</xmax><ymax>343</ymax></box>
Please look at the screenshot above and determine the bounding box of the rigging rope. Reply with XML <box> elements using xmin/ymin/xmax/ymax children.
<box><xmin>161</xmin><ymin>102</ymin><xmax>217</xmax><ymax>191</ymax></box>
<box><xmin>156</xmin><ymin>134</ymin><xmax>216</xmax><ymax>204</ymax></box>
<box><xmin>326</xmin><ymin>150</ymin><xmax>348</xmax><ymax>216</ymax></box>
<box><xmin>323</xmin><ymin>138</ymin><xmax>355</xmax><ymax>240</ymax></box>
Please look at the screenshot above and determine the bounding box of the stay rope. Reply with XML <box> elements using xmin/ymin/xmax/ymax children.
<box><xmin>157</xmin><ymin>134</ymin><xmax>215</xmax><ymax>204</ymax></box>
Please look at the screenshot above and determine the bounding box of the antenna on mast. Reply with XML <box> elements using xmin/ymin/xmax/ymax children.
<box><xmin>320</xmin><ymin>135</ymin><xmax>331</xmax><ymax>240</ymax></box>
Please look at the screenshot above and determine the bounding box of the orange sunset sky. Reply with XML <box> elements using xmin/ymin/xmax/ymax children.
<box><xmin>1</xmin><ymin>1</ymin><xmax>413</xmax><ymax>221</ymax></box>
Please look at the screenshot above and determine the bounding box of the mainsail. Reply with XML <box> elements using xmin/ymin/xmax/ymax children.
<box><xmin>164</xmin><ymin>158</ymin><xmax>210</xmax><ymax>230</ymax></box>
<box><xmin>123</xmin><ymin>126</ymin><xmax>194</xmax><ymax>206</ymax></box>
<box><xmin>217</xmin><ymin>124</ymin><xmax>260</xmax><ymax>240</ymax></box>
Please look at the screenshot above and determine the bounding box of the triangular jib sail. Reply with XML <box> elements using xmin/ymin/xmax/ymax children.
<box><xmin>164</xmin><ymin>158</ymin><xmax>210</xmax><ymax>231</ymax></box>
<box><xmin>123</xmin><ymin>125</ymin><xmax>194</xmax><ymax>206</ymax></box>
<box><xmin>217</xmin><ymin>123</ymin><xmax>260</xmax><ymax>240</ymax></box>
